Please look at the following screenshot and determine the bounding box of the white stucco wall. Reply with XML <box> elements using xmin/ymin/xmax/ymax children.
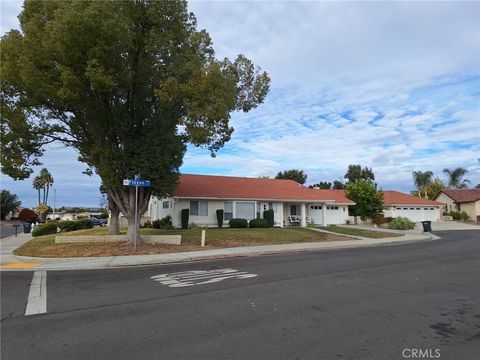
<box><xmin>148</xmin><ymin>197</ymin><xmax>285</xmax><ymax>228</ymax></box>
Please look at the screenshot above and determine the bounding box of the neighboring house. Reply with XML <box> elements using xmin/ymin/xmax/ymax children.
<box><xmin>46</xmin><ymin>212</ymin><xmax>104</xmax><ymax>221</ymax></box>
<box><xmin>382</xmin><ymin>191</ymin><xmax>443</xmax><ymax>222</ymax></box>
<box><xmin>147</xmin><ymin>174</ymin><xmax>355</xmax><ymax>228</ymax></box>
<box><xmin>434</xmin><ymin>189</ymin><xmax>480</xmax><ymax>222</ymax></box>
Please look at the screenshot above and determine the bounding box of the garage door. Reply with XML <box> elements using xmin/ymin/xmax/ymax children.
<box><xmin>326</xmin><ymin>206</ymin><xmax>342</xmax><ymax>224</ymax></box>
<box><xmin>394</xmin><ymin>207</ymin><xmax>438</xmax><ymax>222</ymax></box>
<box><xmin>309</xmin><ymin>205</ymin><xmax>324</xmax><ymax>224</ymax></box>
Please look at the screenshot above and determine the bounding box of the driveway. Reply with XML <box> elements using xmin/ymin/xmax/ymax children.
<box><xmin>429</xmin><ymin>221</ymin><xmax>479</xmax><ymax>231</ymax></box>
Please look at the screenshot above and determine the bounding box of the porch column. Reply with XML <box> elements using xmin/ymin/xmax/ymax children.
<box><xmin>322</xmin><ymin>203</ymin><xmax>327</xmax><ymax>226</ymax></box>
<box><xmin>301</xmin><ymin>203</ymin><xmax>306</xmax><ymax>227</ymax></box>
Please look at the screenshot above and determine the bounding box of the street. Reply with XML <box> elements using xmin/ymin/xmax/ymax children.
<box><xmin>1</xmin><ymin>230</ymin><xmax>479</xmax><ymax>360</ymax></box>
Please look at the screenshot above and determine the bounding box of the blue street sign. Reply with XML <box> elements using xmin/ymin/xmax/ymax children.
<box><xmin>129</xmin><ymin>180</ymin><xmax>150</xmax><ymax>187</ymax></box>
<box><xmin>123</xmin><ymin>179</ymin><xmax>150</xmax><ymax>187</ymax></box>
<box><xmin>134</xmin><ymin>174</ymin><xmax>141</xmax><ymax>180</ymax></box>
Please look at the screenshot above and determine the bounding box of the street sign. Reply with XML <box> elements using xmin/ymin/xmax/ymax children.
<box><xmin>123</xmin><ymin>179</ymin><xmax>151</xmax><ymax>187</ymax></box>
<box><xmin>122</xmin><ymin>176</ymin><xmax>151</xmax><ymax>253</ymax></box>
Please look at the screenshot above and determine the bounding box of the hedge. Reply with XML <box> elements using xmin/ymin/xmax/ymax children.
<box><xmin>263</xmin><ymin>209</ymin><xmax>274</xmax><ymax>227</ymax></box>
<box><xmin>216</xmin><ymin>209</ymin><xmax>224</xmax><ymax>228</ymax></box>
<box><xmin>181</xmin><ymin>209</ymin><xmax>189</xmax><ymax>229</ymax></box>
<box><xmin>229</xmin><ymin>218</ymin><xmax>248</xmax><ymax>228</ymax></box>
<box><xmin>57</xmin><ymin>219</ymin><xmax>94</xmax><ymax>232</ymax></box>
<box><xmin>152</xmin><ymin>215</ymin><xmax>173</xmax><ymax>229</ymax></box>
<box><xmin>388</xmin><ymin>217</ymin><xmax>415</xmax><ymax>230</ymax></box>
<box><xmin>32</xmin><ymin>222</ymin><xmax>58</xmax><ymax>237</ymax></box>
<box><xmin>249</xmin><ymin>218</ymin><xmax>269</xmax><ymax>228</ymax></box>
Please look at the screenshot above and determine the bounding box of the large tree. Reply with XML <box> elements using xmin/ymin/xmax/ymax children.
<box><xmin>309</xmin><ymin>181</ymin><xmax>332</xmax><ymax>189</ymax></box>
<box><xmin>1</xmin><ymin>1</ymin><xmax>270</xmax><ymax>241</ymax></box>
<box><xmin>346</xmin><ymin>180</ymin><xmax>384</xmax><ymax>220</ymax></box>
<box><xmin>275</xmin><ymin>169</ymin><xmax>307</xmax><ymax>184</ymax></box>
<box><xmin>412</xmin><ymin>170</ymin><xmax>433</xmax><ymax>198</ymax></box>
<box><xmin>344</xmin><ymin>165</ymin><xmax>375</xmax><ymax>184</ymax></box>
<box><xmin>443</xmin><ymin>167</ymin><xmax>470</xmax><ymax>189</ymax></box>
<box><xmin>0</xmin><ymin>190</ymin><xmax>21</xmax><ymax>220</ymax></box>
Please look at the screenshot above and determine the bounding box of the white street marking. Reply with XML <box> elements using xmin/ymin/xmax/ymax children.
<box><xmin>151</xmin><ymin>268</ymin><xmax>258</xmax><ymax>288</ymax></box>
<box><xmin>25</xmin><ymin>271</ymin><xmax>47</xmax><ymax>316</ymax></box>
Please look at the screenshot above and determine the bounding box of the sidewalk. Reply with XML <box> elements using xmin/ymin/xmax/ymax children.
<box><xmin>1</xmin><ymin>230</ymin><xmax>438</xmax><ymax>271</ymax></box>
<box><xmin>1</xmin><ymin>233</ymin><xmax>33</xmax><ymax>266</ymax></box>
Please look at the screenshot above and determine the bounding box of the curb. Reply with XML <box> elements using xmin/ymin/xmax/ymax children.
<box><xmin>3</xmin><ymin>233</ymin><xmax>439</xmax><ymax>271</ymax></box>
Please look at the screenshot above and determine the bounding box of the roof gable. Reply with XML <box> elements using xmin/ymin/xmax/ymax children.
<box><xmin>436</xmin><ymin>189</ymin><xmax>480</xmax><ymax>203</ymax></box>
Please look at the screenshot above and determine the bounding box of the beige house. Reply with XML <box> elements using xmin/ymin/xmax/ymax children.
<box><xmin>435</xmin><ymin>189</ymin><xmax>480</xmax><ymax>222</ymax></box>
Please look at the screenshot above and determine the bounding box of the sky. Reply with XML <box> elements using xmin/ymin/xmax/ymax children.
<box><xmin>1</xmin><ymin>0</ymin><xmax>479</xmax><ymax>207</ymax></box>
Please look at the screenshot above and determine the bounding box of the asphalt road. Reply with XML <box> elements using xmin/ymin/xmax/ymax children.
<box><xmin>1</xmin><ymin>230</ymin><xmax>479</xmax><ymax>360</ymax></box>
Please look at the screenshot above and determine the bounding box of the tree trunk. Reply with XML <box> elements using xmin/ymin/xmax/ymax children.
<box><xmin>108</xmin><ymin>187</ymin><xmax>151</xmax><ymax>243</ymax></box>
<box><xmin>108</xmin><ymin>194</ymin><xmax>120</xmax><ymax>235</ymax></box>
<box><xmin>37</xmin><ymin>190</ymin><xmax>40</xmax><ymax>206</ymax></box>
<box><xmin>46</xmin><ymin>185</ymin><xmax>49</xmax><ymax>206</ymax></box>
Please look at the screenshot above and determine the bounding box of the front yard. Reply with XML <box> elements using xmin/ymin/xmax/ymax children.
<box><xmin>15</xmin><ymin>227</ymin><xmax>350</xmax><ymax>258</ymax></box>
<box><xmin>318</xmin><ymin>225</ymin><xmax>402</xmax><ymax>239</ymax></box>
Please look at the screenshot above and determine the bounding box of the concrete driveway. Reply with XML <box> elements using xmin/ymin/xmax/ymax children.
<box><xmin>428</xmin><ymin>221</ymin><xmax>479</xmax><ymax>231</ymax></box>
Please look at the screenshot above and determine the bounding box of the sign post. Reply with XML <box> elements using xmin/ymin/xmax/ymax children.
<box><xmin>123</xmin><ymin>175</ymin><xmax>151</xmax><ymax>253</ymax></box>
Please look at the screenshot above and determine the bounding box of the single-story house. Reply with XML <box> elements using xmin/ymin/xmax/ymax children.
<box><xmin>382</xmin><ymin>190</ymin><xmax>443</xmax><ymax>222</ymax></box>
<box><xmin>147</xmin><ymin>174</ymin><xmax>355</xmax><ymax>228</ymax></box>
<box><xmin>434</xmin><ymin>189</ymin><xmax>480</xmax><ymax>222</ymax></box>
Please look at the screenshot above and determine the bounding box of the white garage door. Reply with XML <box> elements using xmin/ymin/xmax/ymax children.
<box><xmin>394</xmin><ymin>207</ymin><xmax>438</xmax><ymax>222</ymax></box>
<box><xmin>326</xmin><ymin>206</ymin><xmax>342</xmax><ymax>224</ymax></box>
<box><xmin>309</xmin><ymin>205</ymin><xmax>324</xmax><ymax>224</ymax></box>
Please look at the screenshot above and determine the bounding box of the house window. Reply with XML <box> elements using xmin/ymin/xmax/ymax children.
<box><xmin>190</xmin><ymin>200</ymin><xmax>208</xmax><ymax>216</ymax></box>
<box><xmin>162</xmin><ymin>201</ymin><xmax>169</xmax><ymax>209</ymax></box>
<box><xmin>290</xmin><ymin>205</ymin><xmax>297</xmax><ymax>215</ymax></box>
<box><xmin>236</xmin><ymin>202</ymin><xmax>255</xmax><ymax>220</ymax></box>
<box><xmin>224</xmin><ymin>202</ymin><xmax>233</xmax><ymax>221</ymax></box>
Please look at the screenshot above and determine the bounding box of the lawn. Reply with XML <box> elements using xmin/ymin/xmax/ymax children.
<box><xmin>318</xmin><ymin>225</ymin><xmax>402</xmax><ymax>239</ymax></box>
<box><xmin>14</xmin><ymin>227</ymin><xmax>350</xmax><ymax>258</ymax></box>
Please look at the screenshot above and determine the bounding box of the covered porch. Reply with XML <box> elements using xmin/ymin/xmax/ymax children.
<box><xmin>282</xmin><ymin>202</ymin><xmax>333</xmax><ymax>227</ymax></box>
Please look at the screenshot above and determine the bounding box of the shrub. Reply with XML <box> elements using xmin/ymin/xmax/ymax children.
<box><xmin>460</xmin><ymin>211</ymin><xmax>470</xmax><ymax>221</ymax></box>
<box><xmin>229</xmin><ymin>218</ymin><xmax>248</xmax><ymax>228</ymax></box>
<box><xmin>263</xmin><ymin>209</ymin><xmax>274</xmax><ymax>227</ymax></box>
<box><xmin>385</xmin><ymin>217</ymin><xmax>394</xmax><ymax>223</ymax></box>
<box><xmin>249</xmin><ymin>218</ymin><xmax>269</xmax><ymax>228</ymax></box>
<box><xmin>19</xmin><ymin>208</ymin><xmax>38</xmax><ymax>223</ymax></box>
<box><xmin>143</xmin><ymin>220</ymin><xmax>152</xmax><ymax>228</ymax></box>
<box><xmin>181</xmin><ymin>209</ymin><xmax>189</xmax><ymax>229</ymax></box>
<box><xmin>447</xmin><ymin>211</ymin><xmax>462</xmax><ymax>220</ymax></box>
<box><xmin>57</xmin><ymin>219</ymin><xmax>94</xmax><ymax>232</ymax></box>
<box><xmin>388</xmin><ymin>217</ymin><xmax>415</xmax><ymax>230</ymax></box>
<box><xmin>152</xmin><ymin>215</ymin><xmax>173</xmax><ymax>229</ymax></box>
<box><xmin>372</xmin><ymin>213</ymin><xmax>386</xmax><ymax>225</ymax></box>
<box><xmin>216</xmin><ymin>209</ymin><xmax>224</xmax><ymax>228</ymax></box>
<box><xmin>31</xmin><ymin>222</ymin><xmax>58</xmax><ymax>237</ymax></box>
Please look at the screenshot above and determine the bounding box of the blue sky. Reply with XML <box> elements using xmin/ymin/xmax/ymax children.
<box><xmin>1</xmin><ymin>1</ymin><xmax>479</xmax><ymax>207</ymax></box>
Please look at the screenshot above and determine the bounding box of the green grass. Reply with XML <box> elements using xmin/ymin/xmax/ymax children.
<box><xmin>14</xmin><ymin>227</ymin><xmax>349</xmax><ymax>258</ymax></box>
<box><xmin>318</xmin><ymin>225</ymin><xmax>402</xmax><ymax>239</ymax></box>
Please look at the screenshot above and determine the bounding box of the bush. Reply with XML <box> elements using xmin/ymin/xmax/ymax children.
<box><xmin>372</xmin><ymin>213</ymin><xmax>386</xmax><ymax>225</ymax></box>
<box><xmin>152</xmin><ymin>215</ymin><xmax>173</xmax><ymax>229</ymax></box>
<box><xmin>263</xmin><ymin>209</ymin><xmax>274</xmax><ymax>227</ymax></box>
<box><xmin>19</xmin><ymin>208</ymin><xmax>38</xmax><ymax>223</ymax></box>
<box><xmin>216</xmin><ymin>209</ymin><xmax>224</xmax><ymax>228</ymax></box>
<box><xmin>31</xmin><ymin>222</ymin><xmax>58</xmax><ymax>237</ymax></box>
<box><xmin>142</xmin><ymin>220</ymin><xmax>152</xmax><ymax>228</ymax></box>
<box><xmin>181</xmin><ymin>209</ymin><xmax>189</xmax><ymax>229</ymax></box>
<box><xmin>229</xmin><ymin>218</ymin><xmax>248</xmax><ymax>228</ymax></box>
<box><xmin>388</xmin><ymin>217</ymin><xmax>416</xmax><ymax>230</ymax></box>
<box><xmin>460</xmin><ymin>211</ymin><xmax>470</xmax><ymax>221</ymax></box>
<box><xmin>249</xmin><ymin>218</ymin><xmax>269</xmax><ymax>228</ymax></box>
<box><xmin>446</xmin><ymin>211</ymin><xmax>462</xmax><ymax>220</ymax></box>
<box><xmin>385</xmin><ymin>217</ymin><xmax>394</xmax><ymax>223</ymax></box>
<box><xmin>57</xmin><ymin>219</ymin><xmax>94</xmax><ymax>232</ymax></box>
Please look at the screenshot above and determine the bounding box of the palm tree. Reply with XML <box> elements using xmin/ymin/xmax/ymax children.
<box><xmin>32</xmin><ymin>176</ymin><xmax>43</xmax><ymax>206</ymax></box>
<box><xmin>443</xmin><ymin>167</ymin><xmax>470</xmax><ymax>189</ymax></box>
<box><xmin>412</xmin><ymin>171</ymin><xmax>433</xmax><ymax>198</ymax></box>
<box><xmin>39</xmin><ymin>168</ymin><xmax>54</xmax><ymax>205</ymax></box>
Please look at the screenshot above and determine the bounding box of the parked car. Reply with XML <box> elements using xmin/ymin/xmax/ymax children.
<box><xmin>91</xmin><ymin>218</ymin><xmax>108</xmax><ymax>227</ymax></box>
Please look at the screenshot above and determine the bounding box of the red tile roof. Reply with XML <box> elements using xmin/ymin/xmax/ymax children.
<box><xmin>436</xmin><ymin>189</ymin><xmax>480</xmax><ymax>203</ymax></box>
<box><xmin>383</xmin><ymin>190</ymin><xmax>443</xmax><ymax>206</ymax></box>
<box><xmin>173</xmin><ymin>174</ymin><xmax>354</xmax><ymax>203</ymax></box>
